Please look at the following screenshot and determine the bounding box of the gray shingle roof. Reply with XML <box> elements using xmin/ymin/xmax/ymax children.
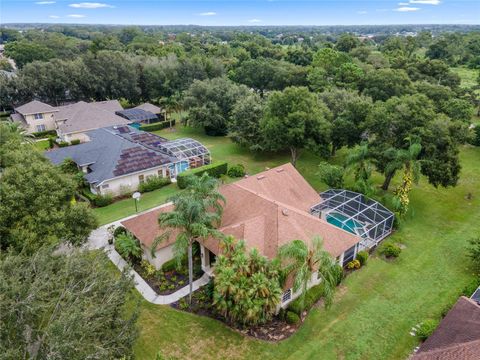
<box><xmin>56</xmin><ymin>100</ymin><xmax>128</xmax><ymax>134</ymax></box>
<box><xmin>15</xmin><ymin>100</ymin><xmax>57</xmax><ymax>115</ymax></box>
<box><xmin>44</xmin><ymin>126</ymin><xmax>177</xmax><ymax>185</ymax></box>
<box><xmin>134</xmin><ymin>102</ymin><xmax>162</xmax><ymax>114</ymax></box>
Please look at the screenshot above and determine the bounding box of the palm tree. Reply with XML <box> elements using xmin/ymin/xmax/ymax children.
<box><xmin>159</xmin><ymin>92</ymin><xmax>182</xmax><ymax>129</ymax></box>
<box><xmin>153</xmin><ymin>173</ymin><xmax>225</xmax><ymax>303</ymax></box>
<box><xmin>345</xmin><ymin>143</ymin><xmax>375</xmax><ymax>196</ymax></box>
<box><xmin>278</xmin><ymin>237</ymin><xmax>337</xmax><ymax>311</ymax></box>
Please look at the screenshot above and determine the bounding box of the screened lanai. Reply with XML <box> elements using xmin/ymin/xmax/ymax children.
<box><xmin>156</xmin><ymin>138</ymin><xmax>211</xmax><ymax>169</ymax></box>
<box><xmin>310</xmin><ymin>189</ymin><xmax>394</xmax><ymax>250</ymax></box>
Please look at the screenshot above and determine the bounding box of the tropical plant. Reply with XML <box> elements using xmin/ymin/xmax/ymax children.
<box><xmin>317</xmin><ymin>162</ymin><xmax>344</xmax><ymax>188</ymax></box>
<box><xmin>213</xmin><ymin>236</ymin><xmax>282</xmax><ymax>326</ymax></box>
<box><xmin>278</xmin><ymin>237</ymin><xmax>337</xmax><ymax>312</ymax></box>
<box><xmin>344</xmin><ymin>143</ymin><xmax>375</xmax><ymax>196</ymax></box>
<box><xmin>115</xmin><ymin>233</ymin><xmax>142</xmax><ymax>263</ymax></box>
<box><xmin>154</xmin><ymin>173</ymin><xmax>225</xmax><ymax>304</ymax></box>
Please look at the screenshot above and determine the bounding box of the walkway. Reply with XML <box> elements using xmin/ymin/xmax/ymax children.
<box><xmin>86</xmin><ymin>205</ymin><xmax>211</xmax><ymax>305</ymax></box>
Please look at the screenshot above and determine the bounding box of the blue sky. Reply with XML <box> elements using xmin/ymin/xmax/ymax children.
<box><xmin>1</xmin><ymin>1</ymin><xmax>479</xmax><ymax>25</ymax></box>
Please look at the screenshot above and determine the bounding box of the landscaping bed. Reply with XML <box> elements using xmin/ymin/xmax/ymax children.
<box><xmin>133</xmin><ymin>257</ymin><xmax>203</xmax><ymax>295</ymax></box>
<box><xmin>171</xmin><ymin>285</ymin><xmax>303</xmax><ymax>342</ymax></box>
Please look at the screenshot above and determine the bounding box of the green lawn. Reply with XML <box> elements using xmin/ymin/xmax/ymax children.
<box><xmin>103</xmin><ymin>126</ymin><xmax>480</xmax><ymax>359</ymax></box>
<box><xmin>452</xmin><ymin>66</ymin><xmax>479</xmax><ymax>90</ymax></box>
<box><xmin>34</xmin><ymin>139</ymin><xmax>50</xmax><ymax>151</ymax></box>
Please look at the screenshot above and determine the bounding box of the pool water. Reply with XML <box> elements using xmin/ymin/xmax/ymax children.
<box><xmin>326</xmin><ymin>212</ymin><xmax>364</xmax><ymax>235</ymax></box>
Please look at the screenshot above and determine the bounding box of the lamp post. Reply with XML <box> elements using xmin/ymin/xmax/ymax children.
<box><xmin>132</xmin><ymin>192</ymin><xmax>141</xmax><ymax>213</ymax></box>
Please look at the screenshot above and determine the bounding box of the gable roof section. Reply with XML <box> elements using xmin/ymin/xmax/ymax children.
<box><xmin>15</xmin><ymin>100</ymin><xmax>57</xmax><ymax>115</ymax></box>
<box><xmin>56</xmin><ymin>100</ymin><xmax>128</xmax><ymax>134</ymax></box>
<box><xmin>122</xmin><ymin>164</ymin><xmax>360</xmax><ymax>260</ymax></box>
<box><xmin>412</xmin><ymin>296</ymin><xmax>480</xmax><ymax>360</ymax></box>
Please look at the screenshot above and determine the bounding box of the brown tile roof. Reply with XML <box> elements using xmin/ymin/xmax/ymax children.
<box><xmin>56</xmin><ymin>100</ymin><xmax>128</xmax><ymax>134</ymax></box>
<box><xmin>15</xmin><ymin>100</ymin><xmax>57</xmax><ymax>115</ymax></box>
<box><xmin>122</xmin><ymin>164</ymin><xmax>360</xmax><ymax>260</ymax></box>
<box><xmin>412</xmin><ymin>297</ymin><xmax>480</xmax><ymax>360</ymax></box>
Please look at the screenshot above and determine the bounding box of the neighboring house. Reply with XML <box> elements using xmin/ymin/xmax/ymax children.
<box><xmin>134</xmin><ymin>102</ymin><xmax>164</xmax><ymax>118</ymax></box>
<box><xmin>44</xmin><ymin>125</ymin><xmax>210</xmax><ymax>196</ymax></box>
<box><xmin>115</xmin><ymin>103</ymin><xmax>165</xmax><ymax>125</ymax></box>
<box><xmin>10</xmin><ymin>99</ymin><xmax>129</xmax><ymax>139</ymax></box>
<box><xmin>55</xmin><ymin>100</ymin><xmax>129</xmax><ymax>142</ymax></box>
<box><xmin>10</xmin><ymin>100</ymin><xmax>59</xmax><ymax>133</ymax></box>
<box><xmin>122</xmin><ymin>163</ymin><xmax>394</xmax><ymax>308</ymax></box>
<box><xmin>411</xmin><ymin>296</ymin><xmax>480</xmax><ymax>360</ymax></box>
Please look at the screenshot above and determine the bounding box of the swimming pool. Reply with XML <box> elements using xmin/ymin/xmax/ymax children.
<box><xmin>326</xmin><ymin>212</ymin><xmax>364</xmax><ymax>236</ymax></box>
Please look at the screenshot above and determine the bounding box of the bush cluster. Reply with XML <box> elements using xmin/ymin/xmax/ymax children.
<box><xmin>356</xmin><ymin>250</ymin><xmax>369</xmax><ymax>266</ymax></box>
<box><xmin>31</xmin><ymin>129</ymin><xmax>57</xmax><ymax>138</ymax></box>
<box><xmin>138</xmin><ymin>175</ymin><xmax>171</xmax><ymax>193</ymax></box>
<box><xmin>285</xmin><ymin>311</ymin><xmax>300</xmax><ymax>324</ymax></box>
<box><xmin>113</xmin><ymin>226</ymin><xmax>127</xmax><ymax>238</ymax></box>
<box><xmin>139</xmin><ymin>120</ymin><xmax>175</xmax><ymax>132</ymax></box>
<box><xmin>93</xmin><ymin>194</ymin><xmax>114</xmax><ymax>207</ymax></box>
<box><xmin>332</xmin><ymin>263</ymin><xmax>344</xmax><ymax>286</ymax></box>
<box><xmin>227</xmin><ymin>164</ymin><xmax>246</xmax><ymax>178</ymax></box>
<box><xmin>177</xmin><ymin>161</ymin><xmax>228</xmax><ymax>189</ymax></box>
<box><xmin>70</xmin><ymin>139</ymin><xmax>81</xmax><ymax>145</ymax></box>
<box><xmin>57</xmin><ymin>141</ymin><xmax>69</xmax><ymax>148</ymax></box>
<box><xmin>288</xmin><ymin>283</ymin><xmax>326</xmax><ymax>315</ymax></box>
<box><xmin>347</xmin><ymin>259</ymin><xmax>361</xmax><ymax>270</ymax></box>
<box><xmin>378</xmin><ymin>243</ymin><xmax>402</xmax><ymax>258</ymax></box>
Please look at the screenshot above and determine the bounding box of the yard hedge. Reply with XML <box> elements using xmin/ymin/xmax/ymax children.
<box><xmin>140</xmin><ymin>120</ymin><xmax>175</xmax><ymax>132</ymax></box>
<box><xmin>32</xmin><ymin>129</ymin><xmax>57</xmax><ymax>138</ymax></box>
<box><xmin>176</xmin><ymin>161</ymin><xmax>228</xmax><ymax>189</ymax></box>
<box><xmin>138</xmin><ymin>176</ymin><xmax>171</xmax><ymax>193</ymax></box>
<box><xmin>288</xmin><ymin>283</ymin><xmax>326</xmax><ymax>315</ymax></box>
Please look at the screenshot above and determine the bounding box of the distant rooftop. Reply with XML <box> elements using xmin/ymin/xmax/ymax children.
<box><xmin>116</xmin><ymin>108</ymin><xmax>158</xmax><ymax>123</ymax></box>
<box><xmin>15</xmin><ymin>100</ymin><xmax>57</xmax><ymax>115</ymax></box>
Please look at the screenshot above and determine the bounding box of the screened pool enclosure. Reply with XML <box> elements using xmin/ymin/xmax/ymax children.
<box><xmin>310</xmin><ymin>189</ymin><xmax>394</xmax><ymax>250</ymax></box>
<box><xmin>156</xmin><ymin>138</ymin><xmax>211</xmax><ymax>169</ymax></box>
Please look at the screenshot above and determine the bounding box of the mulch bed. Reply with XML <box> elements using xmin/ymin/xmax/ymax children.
<box><xmin>171</xmin><ymin>286</ymin><xmax>302</xmax><ymax>342</ymax></box>
<box><xmin>133</xmin><ymin>261</ymin><xmax>203</xmax><ymax>295</ymax></box>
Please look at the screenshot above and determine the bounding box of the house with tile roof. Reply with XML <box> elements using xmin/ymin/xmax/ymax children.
<box><xmin>44</xmin><ymin>125</ymin><xmax>210</xmax><ymax>196</ymax></box>
<box><xmin>411</xmin><ymin>296</ymin><xmax>480</xmax><ymax>360</ymax></box>
<box><xmin>10</xmin><ymin>99</ymin><xmax>162</xmax><ymax>140</ymax></box>
<box><xmin>121</xmin><ymin>163</ymin><xmax>394</xmax><ymax>308</ymax></box>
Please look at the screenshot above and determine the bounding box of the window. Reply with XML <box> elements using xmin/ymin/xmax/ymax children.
<box><xmin>36</xmin><ymin>124</ymin><xmax>46</xmax><ymax>132</ymax></box>
<box><xmin>139</xmin><ymin>174</ymin><xmax>145</xmax><ymax>184</ymax></box>
<box><xmin>157</xmin><ymin>169</ymin><xmax>163</xmax><ymax>177</ymax></box>
<box><xmin>101</xmin><ymin>184</ymin><xmax>109</xmax><ymax>189</ymax></box>
<box><xmin>343</xmin><ymin>245</ymin><xmax>356</xmax><ymax>266</ymax></box>
<box><xmin>281</xmin><ymin>289</ymin><xmax>292</xmax><ymax>304</ymax></box>
<box><xmin>34</xmin><ymin>113</ymin><xmax>44</xmax><ymax>120</ymax></box>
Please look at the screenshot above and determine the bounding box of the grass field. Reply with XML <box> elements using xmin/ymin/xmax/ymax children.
<box><xmin>98</xmin><ymin>126</ymin><xmax>480</xmax><ymax>359</ymax></box>
<box><xmin>34</xmin><ymin>139</ymin><xmax>50</xmax><ymax>151</ymax></box>
<box><xmin>452</xmin><ymin>66</ymin><xmax>479</xmax><ymax>89</ymax></box>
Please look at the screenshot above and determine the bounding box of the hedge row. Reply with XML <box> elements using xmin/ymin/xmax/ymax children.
<box><xmin>32</xmin><ymin>129</ymin><xmax>57</xmax><ymax>138</ymax></box>
<box><xmin>81</xmin><ymin>189</ymin><xmax>113</xmax><ymax>207</ymax></box>
<box><xmin>176</xmin><ymin>161</ymin><xmax>228</xmax><ymax>189</ymax></box>
<box><xmin>138</xmin><ymin>176</ymin><xmax>171</xmax><ymax>193</ymax></box>
<box><xmin>288</xmin><ymin>283</ymin><xmax>326</xmax><ymax>316</ymax></box>
<box><xmin>140</xmin><ymin>120</ymin><xmax>175</xmax><ymax>132</ymax></box>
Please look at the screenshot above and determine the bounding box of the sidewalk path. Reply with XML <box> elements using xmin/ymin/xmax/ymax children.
<box><xmin>86</xmin><ymin>203</ymin><xmax>211</xmax><ymax>305</ymax></box>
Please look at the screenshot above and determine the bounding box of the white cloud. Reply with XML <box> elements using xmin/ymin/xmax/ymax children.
<box><xmin>410</xmin><ymin>0</ymin><xmax>440</xmax><ymax>4</ymax></box>
<box><xmin>398</xmin><ymin>2</ymin><xmax>409</xmax><ymax>5</ymax></box>
<box><xmin>67</xmin><ymin>14</ymin><xmax>86</xmax><ymax>18</ymax></box>
<box><xmin>395</xmin><ymin>6</ymin><xmax>421</xmax><ymax>12</ymax></box>
<box><xmin>357</xmin><ymin>10</ymin><xmax>368</xmax><ymax>15</ymax></box>
<box><xmin>49</xmin><ymin>15</ymin><xmax>60</xmax><ymax>18</ymax></box>
<box><xmin>69</xmin><ymin>2</ymin><xmax>114</xmax><ymax>9</ymax></box>
<box><xmin>198</xmin><ymin>12</ymin><xmax>216</xmax><ymax>16</ymax></box>
<box><xmin>248</xmin><ymin>19</ymin><xmax>262</xmax><ymax>23</ymax></box>
<box><xmin>36</xmin><ymin>1</ymin><xmax>56</xmax><ymax>4</ymax></box>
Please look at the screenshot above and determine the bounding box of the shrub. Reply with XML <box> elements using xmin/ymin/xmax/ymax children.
<box><xmin>347</xmin><ymin>259</ymin><xmax>361</xmax><ymax>270</ymax></box>
<box><xmin>288</xmin><ymin>284</ymin><xmax>326</xmax><ymax>315</ymax></box>
<box><xmin>48</xmin><ymin>136</ymin><xmax>55</xmax><ymax>149</ymax></box>
<box><xmin>317</xmin><ymin>162</ymin><xmax>344</xmax><ymax>188</ymax></box>
<box><xmin>57</xmin><ymin>141</ymin><xmax>69</xmax><ymax>148</ymax></box>
<box><xmin>92</xmin><ymin>194</ymin><xmax>113</xmax><ymax>207</ymax></box>
<box><xmin>31</xmin><ymin>129</ymin><xmax>57</xmax><ymax>138</ymax></box>
<box><xmin>227</xmin><ymin>164</ymin><xmax>246</xmax><ymax>178</ymax></box>
<box><xmin>140</xmin><ymin>259</ymin><xmax>156</xmax><ymax>278</ymax></box>
<box><xmin>70</xmin><ymin>139</ymin><xmax>81</xmax><ymax>145</ymax></box>
<box><xmin>332</xmin><ymin>264</ymin><xmax>344</xmax><ymax>285</ymax></box>
<box><xmin>467</xmin><ymin>237</ymin><xmax>480</xmax><ymax>271</ymax></box>
<box><xmin>138</xmin><ymin>175</ymin><xmax>171</xmax><ymax>193</ymax></box>
<box><xmin>472</xmin><ymin>126</ymin><xmax>480</xmax><ymax>147</ymax></box>
<box><xmin>356</xmin><ymin>250</ymin><xmax>369</xmax><ymax>266</ymax></box>
<box><xmin>114</xmin><ymin>233</ymin><xmax>142</xmax><ymax>263</ymax></box>
<box><xmin>461</xmin><ymin>277</ymin><xmax>480</xmax><ymax>297</ymax></box>
<box><xmin>113</xmin><ymin>226</ymin><xmax>127</xmax><ymax>238</ymax></box>
<box><xmin>139</xmin><ymin>120</ymin><xmax>175</xmax><ymax>132</ymax></box>
<box><xmin>162</xmin><ymin>258</ymin><xmax>179</xmax><ymax>272</ymax></box>
<box><xmin>176</xmin><ymin>161</ymin><xmax>228</xmax><ymax>189</ymax></box>
<box><xmin>286</xmin><ymin>311</ymin><xmax>300</xmax><ymax>324</ymax></box>
<box><xmin>378</xmin><ymin>243</ymin><xmax>402</xmax><ymax>258</ymax></box>
<box><xmin>416</xmin><ymin>319</ymin><xmax>439</xmax><ymax>341</ymax></box>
